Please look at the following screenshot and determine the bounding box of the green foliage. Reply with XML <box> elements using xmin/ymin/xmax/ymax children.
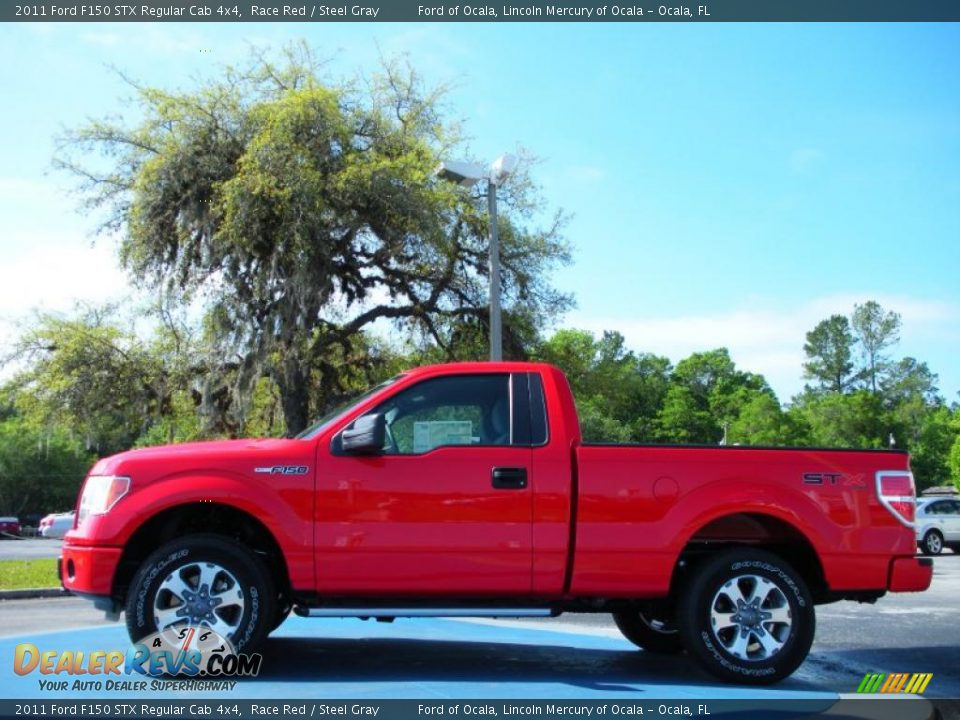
<box><xmin>791</xmin><ymin>301</ymin><xmax>952</xmax><ymax>487</ymax></box>
<box><xmin>57</xmin><ymin>45</ymin><xmax>571</xmax><ymax>435</ymax></box>
<box><xmin>803</xmin><ymin>314</ymin><xmax>856</xmax><ymax>394</ymax></box>
<box><xmin>851</xmin><ymin>301</ymin><xmax>902</xmax><ymax>394</ymax></box>
<box><xmin>794</xmin><ymin>391</ymin><xmax>887</xmax><ymax>448</ymax></box>
<box><xmin>949</xmin><ymin>434</ymin><xmax>960</xmax><ymax>490</ymax></box>
<box><xmin>6</xmin><ymin>307</ymin><xmax>160</xmax><ymax>454</ymax></box>
<box><xmin>0</xmin><ymin>418</ymin><xmax>93</xmax><ymax>517</ymax></box>
<box><xmin>908</xmin><ymin>407</ymin><xmax>959</xmax><ymax>492</ymax></box>
<box><xmin>656</xmin><ymin>349</ymin><xmax>773</xmax><ymax>444</ymax></box>
<box><xmin>728</xmin><ymin>395</ymin><xmax>812</xmax><ymax>447</ymax></box>
<box><xmin>575</xmin><ymin>397</ymin><xmax>634</xmax><ymax>444</ymax></box>
<box><xmin>132</xmin><ymin>390</ymin><xmax>205</xmax><ymax>448</ymax></box>
<box><xmin>536</xmin><ymin>329</ymin><xmax>670</xmax><ymax>442</ymax></box>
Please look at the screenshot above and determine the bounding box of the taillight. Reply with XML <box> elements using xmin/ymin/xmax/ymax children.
<box><xmin>876</xmin><ymin>471</ymin><xmax>916</xmax><ymax>527</ymax></box>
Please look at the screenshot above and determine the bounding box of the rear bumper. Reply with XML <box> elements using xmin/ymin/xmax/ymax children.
<box><xmin>888</xmin><ymin>556</ymin><xmax>933</xmax><ymax>592</ymax></box>
<box><xmin>60</xmin><ymin>542</ymin><xmax>122</xmax><ymax>597</ymax></box>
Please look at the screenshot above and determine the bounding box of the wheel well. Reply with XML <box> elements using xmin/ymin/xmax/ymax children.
<box><xmin>112</xmin><ymin>503</ymin><xmax>292</xmax><ymax>605</ymax></box>
<box><xmin>671</xmin><ymin>513</ymin><xmax>829</xmax><ymax>603</ymax></box>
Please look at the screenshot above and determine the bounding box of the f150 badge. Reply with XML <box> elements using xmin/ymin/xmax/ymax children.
<box><xmin>803</xmin><ymin>472</ymin><xmax>866</xmax><ymax>488</ymax></box>
<box><xmin>254</xmin><ymin>465</ymin><xmax>309</xmax><ymax>475</ymax></box>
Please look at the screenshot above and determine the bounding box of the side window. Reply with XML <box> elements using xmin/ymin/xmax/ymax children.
<box><xmin>927</xmin><ymin>501</ymin><xmax>947</xmax><ymax>515</ymax></box>
<box><xmin>528</xmin><ymin>372</ymin><xmax>549</xmax><ymax>445</ymax></box>
<box><xmin>373</xmin><ymin>374</ymin><xmax>511</xmax><ymax>454</ymax></box>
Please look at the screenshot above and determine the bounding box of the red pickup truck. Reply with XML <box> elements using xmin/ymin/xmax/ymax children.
<box><xmin>61</xmin><ymin>361</ymin><xmax>932</xmax><ymax>684</ymax></box>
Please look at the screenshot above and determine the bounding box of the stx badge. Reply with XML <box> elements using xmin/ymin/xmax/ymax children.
<box><xmin>802</xmin><ymin>472</ymin><xmax>866</xmax><ymax>488</ymax></box>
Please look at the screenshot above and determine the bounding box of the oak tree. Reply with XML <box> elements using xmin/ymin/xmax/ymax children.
<box><xmin>56</xmin><ymin>45</ymin><xmax>570</xmax><ymax>434</ymax></box>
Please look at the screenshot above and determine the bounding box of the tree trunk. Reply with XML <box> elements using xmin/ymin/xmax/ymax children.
<box><xmin>278</xmin><ymin>353</ymin><xmax>310</xmax><ymax>436</ymax></box>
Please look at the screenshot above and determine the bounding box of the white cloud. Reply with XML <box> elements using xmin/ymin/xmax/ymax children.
<box><xmin>566</xmin><ymin>293</ymin><xmax>960</xmax><ymax>401</ymax></box>
<box><xmin>0</xmin><ymin>236</ymin><xmax>130</xmax><ymax>355</ymax></box>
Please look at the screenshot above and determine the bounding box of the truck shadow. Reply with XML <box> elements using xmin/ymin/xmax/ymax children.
<box><xmin>252</xmin><ymin>636</ymin><xmax>823</xmax><ymax>694</ymax></box>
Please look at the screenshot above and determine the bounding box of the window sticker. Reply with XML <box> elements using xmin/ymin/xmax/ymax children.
<box><xmin>413</xmin><ymin>421</ymin><xmax>474</xmax><ymax>452</ymax></box>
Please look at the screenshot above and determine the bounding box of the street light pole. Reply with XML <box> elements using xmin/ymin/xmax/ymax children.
<box><xmin>486</xmin><ymin>179</ymin><xmax>502</xmax><ymax>361</ymax></box>
<box><xmin>435</xmin><ymin>153</ymin><xmax>517</xmax><ymax>362</ymax></box>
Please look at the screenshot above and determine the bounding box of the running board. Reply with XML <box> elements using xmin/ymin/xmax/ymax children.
<box><xmin>294</xmin><ymin>607</ymin><xmax>553</xmax><ymax>618</ymax></box>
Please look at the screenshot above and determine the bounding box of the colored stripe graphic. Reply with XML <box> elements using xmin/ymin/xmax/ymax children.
<box><xmin>880</xmin><ymin>674</ymin><xmax>898</xmax><ymax>693</ymax></box>
<box><xmin>857</xmin><ymin>672</ymin><xmax>932</xmax><ymax>694</ymax></box>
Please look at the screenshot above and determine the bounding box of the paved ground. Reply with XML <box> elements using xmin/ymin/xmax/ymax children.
<box><xmin>0</xmin><ymin>537</ymin><xmax>63</xmax><ymax>560</ymax></box>
<box><xmin>1</xmin><ymin>555</ymin><xmax>956</xmax><ymax>705</ymax></box>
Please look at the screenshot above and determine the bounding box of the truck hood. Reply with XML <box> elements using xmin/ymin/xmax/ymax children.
<box><xmin>89</xmin><ymin>437</ymin><xmax>312</xmax><ymax>479</ymax></box>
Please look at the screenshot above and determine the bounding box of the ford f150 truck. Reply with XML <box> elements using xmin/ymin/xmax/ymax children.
<box><xmin>61</xmin><ymin>362</ymin><xmax>932</xmax><ymax>683</ymax></box>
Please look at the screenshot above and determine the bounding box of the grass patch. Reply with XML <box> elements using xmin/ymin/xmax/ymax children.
<box><xmin>0</xmin><ymin>558</ymin><xmax>60</xmax><ymax>590</ymax></box>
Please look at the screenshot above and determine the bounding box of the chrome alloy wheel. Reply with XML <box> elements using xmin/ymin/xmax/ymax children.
<box><xmin>709</xmin><ymin>574</ymin><xmax>793</xmax><ymax>661</ymax></box>
<box><xmin>153</xmin><ymin>561</ymin><xmax>245</xmax><ymax>639</ymax></box>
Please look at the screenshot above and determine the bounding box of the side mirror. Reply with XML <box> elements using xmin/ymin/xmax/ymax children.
<box><xmin>341</xmin><ymin>413</ymin><xmax>386</xmax><ymax>455</ymax></box>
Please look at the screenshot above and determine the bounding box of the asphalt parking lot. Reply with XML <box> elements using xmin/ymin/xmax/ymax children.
<box><xmin>1</xmin><ymin>554</ymin><xmax>957</xmax><ymax>706</ymax></box>
<box><xmin>0</xmin><ymin>537</ymin><xmax>63</xmax><ymax>560</ymax></box>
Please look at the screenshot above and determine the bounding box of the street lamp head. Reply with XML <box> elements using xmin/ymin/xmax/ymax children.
<box><xmin>435</xmin><ymin>160</ymin><xmax>486</xmax><ymax>188</ymax></box>
<box><xmin>489</xmin><ymin>154</ymin><xmax>518</xmax><ymax>185</ymax></box>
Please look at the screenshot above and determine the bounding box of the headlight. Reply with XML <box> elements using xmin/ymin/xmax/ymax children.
<box><xmin>77</xmin><ymin>475</ymin><xmax>130</xmax><ymax>525</ymax></box>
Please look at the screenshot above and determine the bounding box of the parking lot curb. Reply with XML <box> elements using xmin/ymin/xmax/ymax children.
<box><xmin>0</xmin><ymin>588</ymin><xmax>71</xmax><ymax>600</ymax></box>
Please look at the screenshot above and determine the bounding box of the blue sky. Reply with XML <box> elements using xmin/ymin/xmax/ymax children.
<box><xmin>0</xmin><ymin>21</ymin><xmax>957</xmax><ymax>402</ymax></box>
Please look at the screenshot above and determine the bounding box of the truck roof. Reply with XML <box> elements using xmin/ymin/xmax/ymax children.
<box><xmin>402</xmin><ymin>361</ymin><xmax>559</xmax><ymax>377</ymax></box>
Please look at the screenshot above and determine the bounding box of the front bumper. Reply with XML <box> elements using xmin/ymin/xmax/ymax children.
<box><xmin>888</xmin><ymin>556</ymin><xmax>933</xmax><ymax>592</ymax></box>
<box><xmin>59</xmin><ymin>542</ymin><xmax>122</xmax><ymax>597</ymax></box>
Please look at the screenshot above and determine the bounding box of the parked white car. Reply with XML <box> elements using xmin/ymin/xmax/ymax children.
<box><xmin>916</xmin><ymin>497</ymin><xmax>960</xmax><ymax>555</ymax></box>
<box><xmin>38</xmin><ymin>511</ymin><xmax>75</xmax><ymax>539</ymax></box>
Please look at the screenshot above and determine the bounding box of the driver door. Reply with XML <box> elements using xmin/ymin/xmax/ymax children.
<box><xmin>316</xmin><ymin>373</ymin><xmax>534</xmax><ymax>595</ymax></box>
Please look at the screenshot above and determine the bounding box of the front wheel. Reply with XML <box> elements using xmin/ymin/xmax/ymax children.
<box><xmin>270</xmin><ymin>599</ymin><xmax>293</xmax><ymax>634</ymax></box>
<box><xmin>613</xmin><ymin>609</ymin><xmax>684</xmax><ymax>654</ymax></box>
<box><xmin>677</xmin><ymin>548</ymin><xmax>815</xmax><ymax>684</ymax></box>
<box><xmin>125</xmin><ymin>533</ymin><xmax>275</xmax><ymax>653</ymax></box>
<box><xmin>921</xmin><ymin>530</ymin><xmax>944</xmax><ymax>556</ymax></box>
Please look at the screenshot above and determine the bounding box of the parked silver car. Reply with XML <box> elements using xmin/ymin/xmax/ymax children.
<box><xmin>916</xmin><ymin>497</ymin><xmax>960</xmax><ymax>555</ymax></box>
<box><xmin>38</xmin><ymin>511</ymin><xmax>75</xmax><ymax>539</ymax></box>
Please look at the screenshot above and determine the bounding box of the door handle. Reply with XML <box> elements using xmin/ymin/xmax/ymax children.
<box><xmin>492</xmin><ymin>467</ymin><xmax>528</xmax><ymax>490</ymax></box>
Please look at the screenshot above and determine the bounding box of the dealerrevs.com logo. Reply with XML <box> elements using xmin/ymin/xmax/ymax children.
<box><xmin>13</xmin><ymin>626</ymin><xmax>262</xmax><ymax>692</ymax></box>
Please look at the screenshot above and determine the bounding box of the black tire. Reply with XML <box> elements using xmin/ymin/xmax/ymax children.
<box><xmin>125</xmin><ymin>533</ymin><xmax>274</xmax><ymax>653</ymax></box>
<box><xmin>613</xmin><ymin>609</ymin><xmax>684</xmax><ymax>654</ymax></box>
<box><xmin>677</xmin><ymin>548</ymin><xmax>815</xmax><ymax>684</ymax></box>
<box><xmin>921</xmin><ymin>530</ymin><xmax>944</xmax><ymax>556</ymax></box>
<box><xmin>270</xmin><ymin>599</ymin><xmax>293</xmax><ymax>634</ymax></box>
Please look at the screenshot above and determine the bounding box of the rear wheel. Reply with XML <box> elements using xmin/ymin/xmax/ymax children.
<box><xmin>677</xmin><ymin>548</ymin><xmax>815</xmax><ymax>684</ymax></box>
<box><xmin>921</xmin><ymin>530</ymin><xmax>944</xmax><ymax>556</ymax></box>
<box><xmin>125</xmin><ymin>533</ymin><xmax>274</xmax><ymax>653</ymax></box>
<box><xmin>613</xmin><ymin>609</ymin><xmax>683</xmax><ymax>654</ymax></box>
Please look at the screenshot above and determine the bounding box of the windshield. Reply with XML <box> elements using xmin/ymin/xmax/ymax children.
<box><xmin>295</xmin><ymin>376</ymin><xmax>402</xmax><ymax>439</ymax></box>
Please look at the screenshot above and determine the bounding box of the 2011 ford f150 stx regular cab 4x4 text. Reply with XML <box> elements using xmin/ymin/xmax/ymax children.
<box><xmin>60</xmin><ymin>362</ymin><xmax>932</xmax><ymax>683</ymax></box>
